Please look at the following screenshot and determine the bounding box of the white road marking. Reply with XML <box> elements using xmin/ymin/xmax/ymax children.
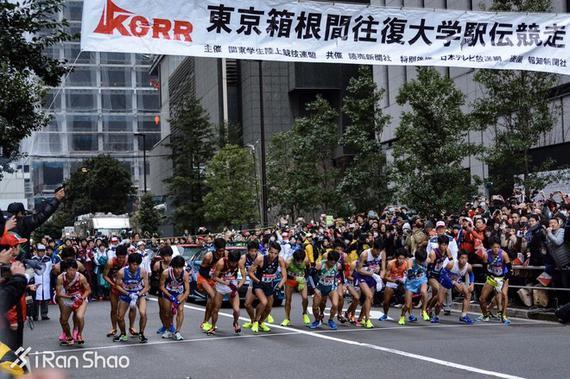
<box><xmin>159</xmin><ymin>299</ymin><xmax>527</xmax><ymax>379</ymax></box>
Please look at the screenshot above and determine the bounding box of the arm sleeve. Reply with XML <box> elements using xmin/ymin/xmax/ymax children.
<box><xmin>21</xmin><ymin>198</ymin><xmax>61</xmax><ymax>233</ymax></box>
<box><xmin>504</xmin><ymin>262</ymin><xmax>512</xmax><ymax>280</ymax></box>
<box><xmin>547</xmin><ymin>229</ymin><xmax>564</xmax><ymax>247</ymax></box>
<box><xmin>468</xmin><ymin>271</ymin><xmax>475</xmax><ymax>283</ymax></box>
<box><xmin>0</xmin><ymin>274</ymin><xmax>27</xmax><ymax>313</ymax></box>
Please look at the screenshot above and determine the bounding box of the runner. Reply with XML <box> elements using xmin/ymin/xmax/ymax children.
<box><xmin>331</xmin><ymin>240</ymin><xmax>350</xmax><ymax>324</ymax></box>
<box><xmin>343</xmin><ymin>241</ymin><xmax>361</xmax><ymax>324</ymax></box>
<box><xmin>113</xmin><ymin>253</ymin><xmax>150</xmax><ymax>343</ymax></box>
<box><xmin>438</xmin><ymin>250</ymin><xmax>475</xmax><ymax>324</ymax></box>
<box><xmin>280</xmin><ymin>249</ymin><xmax>310</xmax><ymax>326</ymax></box>
<box><xmin>249</xmin><ymin>241</ymin><xmax>287</xmax><ymax>333</ymax></box>
<box><xmin>153</xmin><ymin>246</ymin><xmax>174</xmax><ymax>335</ymax></box>
<box><xmin>310</xmin><ymin>250</ymin><xmax>340</xmax><ymax>330</ymax></box>
<box><xmin>399</xmin><ymin>248</ymin><xmax>430</xmax><ymax>326</ymax></box>
<box><xmin>56</xmin><ymin>260</ymin><xmax>91</xmax><ymax>345</ymax></box>
<box><xmin>102</xmin><ymin>244</ymin><xmax>137</xmax><ymax>338</ymax></box>
<box><xmin>241</xmin><ymin>241</ymin><xmax>260</xmax><ymax>329</ymax></box>
<box><xmin>158</xmin><ymin>255</ymin><xmax>190</xmax><ymax>340</ymax></box>
<box><xmin>427</xmin><ymin>235</ymin><xmax>454</xmax><ymax>322</ymax></box>
<box><xmin>355</xmin><ymin>239</ymin><xmax>386</xmax><ymax>329</ymax></box>
<box><xmin>197</xmin><ymin>238</ymin><xmax>227</xmax><ymax>332</ymax></box>
<box><xmin>210</xmin><ymin>249</ymin><xmax>247</xmax><ymax>335</ymax></box>
<box><xmin>381</xmin><ymin>248</ymin><xmax>409</xmax><ymax>321</ymax></box>
<box><xmin>478</xmin><ymin>237</ymin><xmax>512</xmax><ymax>325</ymax></box>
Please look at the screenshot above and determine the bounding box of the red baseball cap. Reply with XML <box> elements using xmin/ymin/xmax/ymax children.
<box><xmin>0</xmin><ymin>232</ymin><xmax>28</xmax><ymax>247</ymax></box>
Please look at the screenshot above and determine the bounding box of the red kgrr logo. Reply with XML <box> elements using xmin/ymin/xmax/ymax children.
<box><xmin>94</xmin><ymin>0</ymin><xmax>193</xmax><ymax>41</ymax></box>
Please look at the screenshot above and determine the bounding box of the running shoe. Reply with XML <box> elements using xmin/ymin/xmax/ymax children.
<box><xmin>60</xmin><ymin>338</ymin><xmax>74</xmax><ymax>346</ymax></box>
<box><xmin>267</xmin><ymin>314</ymin><xmax>274</xmax><ymax>324</ymax></box>
<box><xmin>398</xmin><ymin>316</ymin><xmax>406</xmax><ymax>326</ymax></box>
<box><xmin>430</xmin><ymin>316</ymin><xmax>440</xmax><ymax>324</ymax></box>
<box><xmin>206</xmin><ymin>327</ymin><xmax>217</xmax><ymax>335</ymax></box>
<box><xmin>459</xmin><ymin>315</ymin><xmax>473</xmax><ymax>325</ymax></box>
<box><xmin>502</xmin><ymin>317</ymin><xmax>511</xmax><ymax>326</ymax></box>
<box><xmin>75</xmin><ymin>334</ymin><xmax>84</xmax><ymax>345</ymax></box>
<box><xmin>260</xmin><ymin>322</ymin><xmax>271</xmax><ymax>333</ymax></box>
<box><xmin>251</xmin><ymin>322</ymin><xmax>259</xmax><ymax>333</ymax></box>
<box><xmin>477</xmin><ymin>314</ymin><xmax>490</xmax><ymax>322</ymax></box>
<box><xmin>233</xmin><ymin>322</ymin><xmax>241</xmax><ymax>335</ymax></box>
<box><xmin>443</xmin><ymin>309</ymin><xmax>451</xmax><ymax>316</ymax></box>
<box><xmin>422</xmin><ymin>311</ymin><xmax>430</xmax><ymax>321</ymax></box>
<box><xmin>303</xmin><ymin>314</ymin><xmax>311</xmax><ymax>325</ymax></box>
<box><xmin>156</xmin><ymin>326</ymin><xmax>166</xmax><ymax>335</ymax></box>
<box><xmin>242</xmin><ymin>322</ymin><xmax>253</xmax><ymax>329</ymax></box>
<box><xmin>337</xmin><ymin>314</ymin><xmax>347</xmax><ymax>324</ymax></box>
<box><xmin>169</xmin><ymin>325</ymin><xmax>176</xmax><ymax>333</ymax></box>
<box><xmin>72</xmin><ymin>328</ymin><xmax>79</xmax><ymax>341</ymax></box>
<box><xmin>113</xmin><ymin>334</ymin><xmax>128</xmax><ymax>342</ymax></box>
<box><xmin>161</xmin><ymin>331</ymin><xmax>172</xmax><ymax>339</ymax></box>
<box><xmin>364</xmin><ymin>319</ymin><xmax>374</xmax><ymax>329</ymax></box>
<box><xmin>280</xmin><ymin>319</ymin><xmax>291</xmax><ymax>327</ymax></box>
<box><xmin>59</xmin><ymin>331</ymin><xmax>67</xmax><ymax>342</ymax></box>
<box><xmin>201</xmin><ymin>322</ymin><xmax>212</xmax><ymax>332</ymax></box>
<box><xmin>378</xmin><ymin>314</ymin><xmax>388</xmax><ymax>321</ymax></box>
<box><xmin>328</xmin><ymin>319</ymin><xmax>338</xmax><ymax>330</ymax></box>
<box><xmin>139</xmin><ymin>334</ymin><xmax>148</xmax><ymax>343</ymax></box>
<box><xmin>173</xmin><ymin>332</ymin><xmax>184</xmax><ymax>341</ymax></box>
<box><xmin>129</xmin><ymin>328</ymin><xmax>139</xmax><ymax>336</ymax></box>
<box><xmin>408</xmin><ymin>314</ymin><xmax>418</xmax><ymax>322</ymax></box>
<box><xmin>309</xmin><ymin>320</ymin><xmax>321</xmax><ymax>329</ymax></box>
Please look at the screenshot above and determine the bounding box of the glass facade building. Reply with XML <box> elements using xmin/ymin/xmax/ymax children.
<box><xmin>23</xmin><ymin>0</ymin><xmax>161</xmax><ymax>206</ymax></box>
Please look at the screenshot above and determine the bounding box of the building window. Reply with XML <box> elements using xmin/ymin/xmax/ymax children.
<box><xmin>42</xmin><ymin>90</ymin><xmax>62</xmax><ymax>112</ymax></box>
<box><xmin>65</xmin><ymin>22</ymin><xmax>82</xmax><ymax>41</ymax></box>
<box><xmin>101</xmin><ymin>67</ymin><xmax>132</xmax><ymax>87</ymax></box>
<box><xmin>104</xmin><ymin>134</ymin><xmax>133</xmax><ymax>151</ymax></box>
<box><xmin>138</xmin><ymin>133</ymin><xmax>161</xmax><ymax>150</ymax></box>
<box><xmin>135</xmin><ymin>68</ymin><xmax>157</xmax><ymax>88</ymax></box>
<box><xmin>69</xmin><ymin>133</ymin><xmax>99</xmax><ymax>151</ymax></box>
<box><xmin>136</xmin><ymin>90</ymin><xmax>159</xmax><ymax>113</ymax></box>
<box><xmin>101</xmin><ymin>90</ymin><xmax>132</xmax><ymax>112</ymax></box>
<box><xmin>33</xmin><ymin>133</ymin><xmax>63</xmax><ymax>154</ymax></box>
<box><xmin>66</xmin><ymin>89</ymin><xmax>97</xmax><ymax>112</ymax></box>
<box><xmin>135</xmin><ymin>54</ymin><xmax>153</xmax><ymax>66</ymax></box>
<box><xmin>103</xmin><ymin>115</ymin><xmax>133</xmax><ymax>132</ymax></box>
<box><xmin>100</xmin><ymin>52</ymin><xmax>131</xmax><ymax>65</ymax></box>
<box><xmin>67</xmin><ymin>115</ymin><xmax>98</xmax><ymax>132</ymax></box>
<box><xmin>63</xmin><ymin>1</ymin><xmax>83</xmax><ymax>21</ymax></box>
<box><xmin>137</xmin><ymin>116</ymin><xmax>160</xmax><ymax>132</ymax></box>
<box><xmin>66</xmin><ymin>67</ymin><xmax>97</xmax><ymax>87</ymax></box>
<box><xmin>64</xmin><ymin>43</ymin><xmax>95</xmax><ymax>65</ymax></box>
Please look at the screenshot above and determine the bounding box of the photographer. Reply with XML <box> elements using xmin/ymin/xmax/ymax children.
<box><xmin>0</xmin><ymin>233</ymin><xmax>29</xmax><ymax>351</ymax></box>
<box><xmin>6</xmin><ymin>187</ymin><xmax>64</xmax><ymax>261</ymax></box>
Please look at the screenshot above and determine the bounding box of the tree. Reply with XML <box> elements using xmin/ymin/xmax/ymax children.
<box><xmin>165</xmin><ymin>96</ymin><xmax>215</xmax><ymax>232</ymax></box>
<box><xmin>473</xmin><ymin>0</ymin><xmax>560</xmax><ymax>197</ymax></box>
<box><xmin>1</xmin><ymin>0</ymin><xmax>70</xmax><ymax>175</ymax></box>
<box><xmin>338</xmin><ymin>66</ymin><xmax>392</xmax><ymax>213</ymax></box>
<box><xmin>393</xmin><ymin>67</ymin><xmax>481</xmax><ymax>219</ymax></box>
<box><xmin>203</xmin><ymin>145</ymin><xmax>258</xmax><ymax>228</ymax></box>
<box><xmin>135</xmin><ymin>193</ymin><xmax>161</xmax><ymax>236</ymax></box>
<box><xmin>267</xmin><ymin>95</ymin><xmax>339</xmax><ymax>218</ymax></box>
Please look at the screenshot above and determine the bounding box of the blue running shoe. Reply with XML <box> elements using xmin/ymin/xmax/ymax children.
<box><xmin>430</xmin><ymin>316</ymin><xmax>440</xmax><ymax>324</ymax></box>
<box><xmin>169</xmin><ymin>325</ymin><xmax>176</xmax><ymax>333</ymax></box>
<box><xmin>408</xmin><ymin>314</ymin><xmax>418</xmax><ymax>322</ymax></box>
<box><xmin>327</xmin><ymin>319</ymin><xmax>337</xmax><ymax>330</ymax></box>
<box><xmin>459</xmin><ymin>316</ymin><xmax>473</xmax><ymax>325</ymax></box>
<box><xmin>156</xmin><ymin>326</ymin><xmax>166</xmax><ymax>334</ymax></box>
<box><xmin>309</xmin><ymin>320</ymin><xmax>321</xmax><ymax>329</ymax></box>
<box><xmin>379</xmin><ymin>314</ymin><xmax>388</xmax><ymax>321</ymax></box>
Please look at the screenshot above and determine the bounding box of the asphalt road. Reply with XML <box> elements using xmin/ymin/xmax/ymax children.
<box><xmin>23</xmin><ymin>296</ymin><xmax>569</xmax><ymax>379</ymax></box>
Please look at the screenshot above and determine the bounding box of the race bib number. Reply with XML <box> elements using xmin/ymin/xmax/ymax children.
<box><xmin>262</xmin><ymin>273</ymin><xmax>276</xmax><ymax>283</ymax></box>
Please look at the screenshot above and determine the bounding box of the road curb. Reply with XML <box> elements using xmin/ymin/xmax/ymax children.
<box><xmin>450</xmin><ymin>302</ymin><xmax>560</xmax><ymax>322</ymax></box>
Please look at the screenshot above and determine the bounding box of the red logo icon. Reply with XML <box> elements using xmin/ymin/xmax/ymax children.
<box><xmin>94</xmin><ymin>0</ymin><xmax>193</xmax><ymax>41</ymax></box>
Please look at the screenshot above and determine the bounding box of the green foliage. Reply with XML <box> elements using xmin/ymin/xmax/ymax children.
<box><xmin>135</xmin><ymin>193</ymin><xmax>161</xmax><ymax>236</ymax></box>
<box><xmin>166</xmin><ymin>96</ymin><xmax>215</xmax><ymax>232</ymax></box>
<box><xmin>64</xmin><ymin>155</ymin><xmax>135</xmax><ymax>216</ymax></box>
<box><xmin>473</xmin><ymin>0</ymin><xmax>559</xmax><ymax>196</ymax></box>
<box><xmin>338</xmin><ymin>66</ymin><xmax>392</xmax><ymax>213</ymax></box>
<box><xmin>203</xmin><ymin>145</ymin><xmax>258</xmax><ymax>227</ymax></box>
<box><xmin>0</xmin><ymin>0</ymin><xmax>70</xmax><ymax>173</ymax></box>
<box><xmin>267</xmin><ymin>95</ymin><xmax>340</xmax><ymax>218</ymax></box>
<box><xmin>393</xmin><ymin>67</ymin><xmax>480</xmax><ymax>218</ymax></box>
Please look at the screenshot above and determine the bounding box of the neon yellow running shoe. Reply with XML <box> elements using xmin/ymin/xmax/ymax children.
<box><xmin>251</xmin><ymin>322</ymin><xmax>259</xmax><ymax>333</ymax></box>
<box><xmin>398</xmin><ymin>316</ymin><xmax>406</xmax><ymax>326</ymax></box>
<box><xmin>303</xmin><ymin>314</ymin><xmax>311</xmax><ymax>325</ymax></box>
<box><xmin>364</xmin><ymin>319</ymin><xmax>374</xmax><ymax>329</ymax></box>
<box><xmin>242</xmin><ymin>322</ymin><xmax>253</xmax><ymax>329</ymax></box>
<box><xmin>267</xmin><ymin>314</ymin><xmax>274</xmax><ymax>324</ymax></box>
<box><xmin>201</xmin><ymin>322</ymin><xmax>212</xmax><ymax>332</ymax></box>
<box><xmin>422</xmin><ymin>311</ymin><xmax>430</xmax><ymax>321</ymax></box>
<box><xmin>280</xmin><ymin>319</ymin><xmax>291</xmax><ymax>327</ymax></box>
<box><xmin>260</xmin><ymin>322</ymin><xmax>271</xmax><ymax>332</ymax></box>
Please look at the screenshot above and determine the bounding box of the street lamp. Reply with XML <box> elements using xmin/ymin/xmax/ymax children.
<box><xmin>134</xmin><ymin>133</ymin><xmax>147</xmax><ymax>193</ymax></box>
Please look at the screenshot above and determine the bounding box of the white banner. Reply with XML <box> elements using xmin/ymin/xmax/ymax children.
<box><xmin>81</xmin><ymin>0</ymin><xmax>570</xmax><ymax>74</ymax></box>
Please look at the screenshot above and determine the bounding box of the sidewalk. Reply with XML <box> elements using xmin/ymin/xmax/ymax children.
<box><xmin>449</xmin><ymin>302</ymin><xmax>560</xmax><ymax>322</ymax></box>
